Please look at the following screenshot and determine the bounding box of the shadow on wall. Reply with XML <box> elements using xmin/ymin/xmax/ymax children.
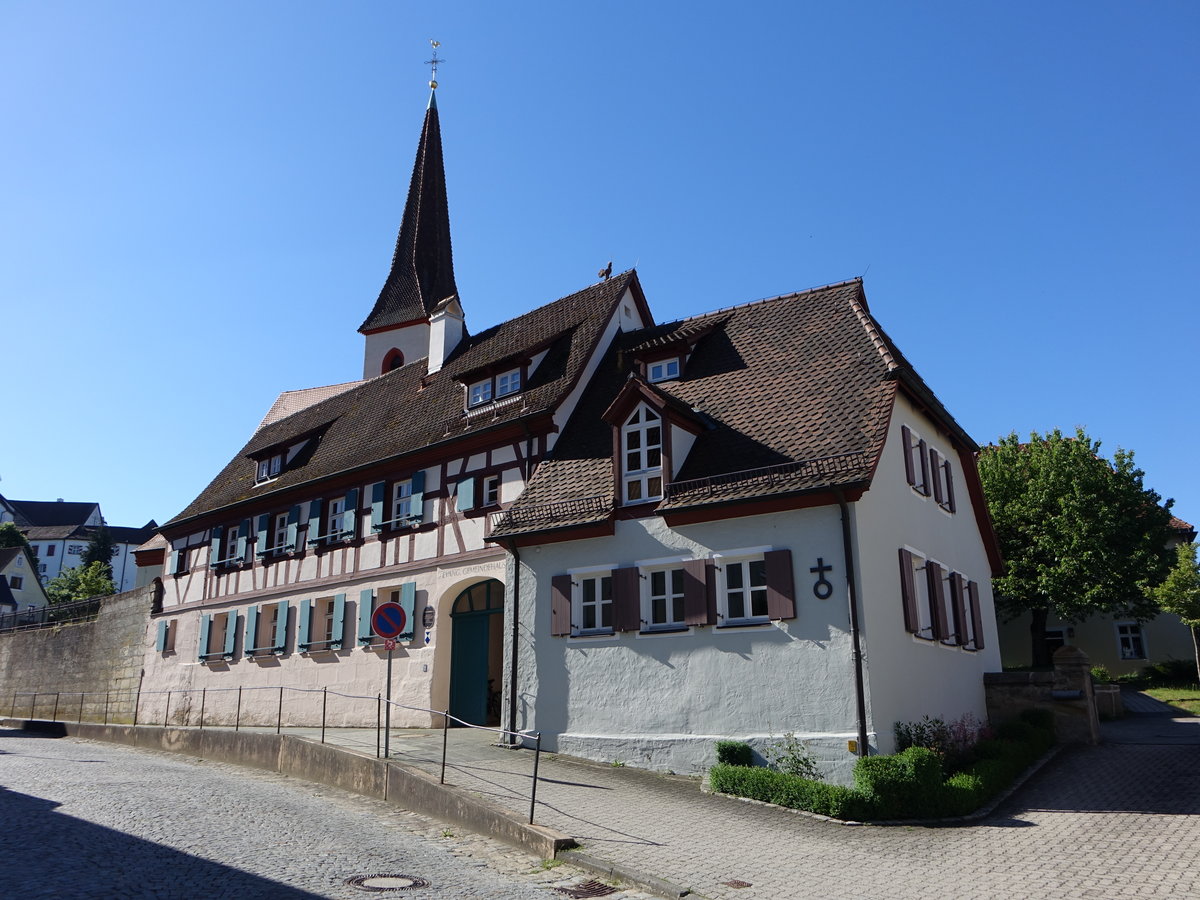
<box><xmin>0</xmin><ymin>749</ymin><xmax>322</xmax><ymax>897</ymax></box>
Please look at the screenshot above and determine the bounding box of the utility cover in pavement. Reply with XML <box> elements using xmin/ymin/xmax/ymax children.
<box><xmin>554</xmin><ymin>880</ymin><xmax>617</xmax><ymax>898</ymax></box>
<box><xmin>345</xmin><ymin>873</ymin><xmax>430</xmax><ymax>892</ymax></box>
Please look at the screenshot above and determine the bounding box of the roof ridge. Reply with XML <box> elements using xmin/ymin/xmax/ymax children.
<box><xmin>848</xmin><ymin>289</ymin><xmax>898</xmax><ymax>372</ymax></box>
<box><xmin>652</xmin><ymin>277</ymin><xmax>864</xmax><ymax>330</ymax></box>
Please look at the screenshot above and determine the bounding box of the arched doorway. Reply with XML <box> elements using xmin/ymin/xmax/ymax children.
<box><xmin>448</xmin><ymin>579</ymin><xmax>504</xmax><ymax>726</ymax></box>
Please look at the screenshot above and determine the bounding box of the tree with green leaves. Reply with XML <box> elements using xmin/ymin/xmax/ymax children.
<box><xmin>1147</xmin><ymin>542</ymin><xmax>1200</xmax><ymax>684</ymax></box>
<box><xmin>82</xmin><ymin>524</ymin><xmax>116</xmax><ymax>578</ymax></box>
<box><xmin>977</xmin><ymin>428</ymin><xmax>1175</xmax><ymax>667</ymax></box>
<box><xmin>44</xmin><ymin>560</ymin><xmax>115</xmax><ymax>605</ymax></box>
<box><xmin>0</xmin><ymin>522</ymin><xmax>36</xmax><ymax>561</ymax></box>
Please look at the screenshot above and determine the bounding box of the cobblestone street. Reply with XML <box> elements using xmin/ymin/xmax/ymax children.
<box><xmin>0</xmin><ymin>729</ymin><xmax>652</xmax><ymax>900</ymax></box>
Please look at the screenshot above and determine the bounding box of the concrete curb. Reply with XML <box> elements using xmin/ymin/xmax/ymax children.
<box><xmin>559</xmin><ymin>848</ymin><xmax>691</xmax><ymax>899</ymax></box>
<box><xmin>2</xmin><ymin>718</ymin><xmax>573</xmax><ymax>859</ymax></box>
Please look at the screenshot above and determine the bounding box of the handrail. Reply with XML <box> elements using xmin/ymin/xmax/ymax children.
<box><xmin>6</xmin><ymin>683</ymin><xmax>545</xmax><ymax>825</ymax></box>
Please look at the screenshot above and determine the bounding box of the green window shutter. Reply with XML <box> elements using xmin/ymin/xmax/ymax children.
<box><xmin>235</xmin><ymin>519</ymin><xmax>250</xmax><ymax>562</ymax></box>
<box><xmin>456</xmin><ymin>477</ymin><xmax>475</xmax><ymax>512</ymax></box>
<box><xmin>358</xmin><ymin>588</ymin><xmax>375</xmax><ymax>644</ymax></box>
<box><xmin>245</xmin><ymin>605</ymin><xmax>260</xmax><ymax>653</ymax></box>
<box><xmin>198</xmin><ymin>614</ymin><xmax>211</xmax><ymax>659</ymax></box>
<box><xmin>297</xmin><ymin>599</ymin><xmax>312</xmax><ymax>651</ymax></box>
<box><xmin>398</xmin><ymin>582</ymin><xmax>416</xmax><ymax>641</ymax></box>
<box><xmin>209</xmin><ymin>526</ymin><xmax>224</xmax><ymax>567</ymax></box>
<box><xmin>273</xmin><ymin>601</ymin><xmax>288</xmax><ymax>652</ymax></box>
<box><xmin>168</xmin><ymin>550</ymin><xmax>182</xmax><ymax>575</ymax></box>
<box><xmin>306</xmin><ymin>499</ymin><xmax>324</xmax><ymax>545</ymax></box>
<box><xmin>370</xmin><ymin>481</ymin><xmax>387</xmax><ymax>532</ymax></box>
<box><xmin>409</xmin><ymin>471</ymin><xmax>426</xmax><ymax>523</ymax></box>
<box><xmin>156</xmin><ymin>620</ymin><xmax>168</xmax><ymax>652</ymax></box>
<box><xmin>332</xmin><ymin>593</ymin><xmax>346</xmax><ymax>649</ymax></box>
<box><xmin>256</xmin><ymin>514</ymin><xmax>271</xmax><ymax>557</ymax></box>
<box><xmin>286</xmin><ymin>505</ymin><xmax>300</xmax><ymax>551</ymax></box>
<box><xmin>343</xmin><ymin>488</ymin><xmax>359</xmax><ymax>539</ymax></box>
<box><xmin>223</xmin><ymin>612</ymin><xmax>238</xmax><ymax>658</ymax></box>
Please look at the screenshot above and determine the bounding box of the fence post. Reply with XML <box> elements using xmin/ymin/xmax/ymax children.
<box><xmin>78</xmin><ymin>692</ymin><xmax>85</xmax><ymax>724</ymax></box>
<box><xmin>30</xmin><ymin>693</ymin><xmax>37</xmax><ymax>720</ymax></box>
<box><xmin>235</xmin><ymin>687</ymin><xmax>242</xmax><ymax>732</ymax></box>
<box><xmin>276</xmin><ymin>686</ymin><xmax>283</xmax><ymax>735</ymax></box>
<box><xmin>529</xmin><ymin>731</ymin><xmax>542</xmax><ymax>825</ymax></box>
<box><xmin>376</xmin><ymin>694</ymin><xmax>381</xmax><ymax>759</ymax></box>
<box><xmin>10</xmin><ymin>691</ymin><xmax>16</xmax><ymax>718</ymax></box>
<box><xmin>52</xmin><ymin>692</ymin><xmax>60</xmax><ymax>723</ymax></box>
<box><xmin>199</xmin><ymin>688</ymin><xmax>206</xmax><ymax>730</ymax></box>
<box><xmin>104</xmin><ymin>690</ymin><xmax>110</xmax><ymax>725</ymax></box>
<box><xmin>321</xmin><ymin>687</ymin><xmax>327</xmax><ymax>744</ymax></box>
<box><xmin>440</xmin><ymin>709</ymin><xmax>449</xmax><ymax>785</ymax></box>
<box><xmin>165</xmin><ymin>691</ymin><xmax>172</xmax><ymax>727</ymax></box>
<box><xmin>133</xmin><ymin>689</ymin><xmax>140</xmax><ymax>726</ymax></box>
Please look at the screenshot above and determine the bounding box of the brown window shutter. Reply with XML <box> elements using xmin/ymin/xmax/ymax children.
<box><xmin>948</xmin><ymin>572</ymin><xmax>968</xmax><ymax>645</ymax></box>
<box><xmin>968</xmin><ymin>580</ymin><xmax>985</xmax><ymax>650</ymax></box>
<box><xmin>926</xmin><ymin>560</ymin><xmax>948</xmax><ymax>641</ymax></box>
<box><xmin>612</xmin><ymin>566</ymin><xmax>641</xmax><ymax>632</ymax></box>
<box><xmin>901</xmin><ymin>425</ymin><xmax>916</xmax><ymax>486</ymax></box>
<box><xmin>943</xmin><ymin>460</ymin><xmax>956</xmax><ymax>513</ymax></box>
<box><xmin>683</xmin><ymin>558</ymin><xmax>709</xmax><ymax>626</ymax></box>
<box><xmin>706</xmin><ymin>561</ymin><xmax>718</xmax><ymax>625</ymax></box>
<box><xmin>917</xmin><ymin>439</ymin><xmax>931</xmax><ymax>496</ymax></box>
<box><xmin>929</xmin><ymin>449</ymin><xmax>944</xmax><ymax>504</ymax></box>
<box><xmin>898</xmin><ymin>548</ymin><xmax>918</xmax><ymax>633</ymax></box>
<box><xmin>764</xmin><ymin>549</ymin><xmax>796</xmax><ymax>620</ymax></box>
<box><xmin>550</xmin><ymin>574</ymin><xmax>572</xmax><ymax>637</ymax></box>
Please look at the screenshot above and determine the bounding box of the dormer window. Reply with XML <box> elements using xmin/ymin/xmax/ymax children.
<box><xmin>467</xmin><ymin>368</ymin><xmax>523</xmax><ymax>408</ymax></box>
<box><xmin>256</xmin><ymin>454</ymin><xmax>283</xmax><ymax>483</ymax></box>
<box><xmin>622</xmin><ymin>405</ymin><xmax>663</xmax><ymax>504</ymax></box>
<box><xmin>648</xmin><ymin>358</ymin><xmax>680</xmax><ymax>383</ymax></box>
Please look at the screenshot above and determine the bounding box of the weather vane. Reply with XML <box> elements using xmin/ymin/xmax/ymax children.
<box><xmin>425</xmin><ymin>39</ymin><xmax>443</xmax><ymax>89</ymax></box>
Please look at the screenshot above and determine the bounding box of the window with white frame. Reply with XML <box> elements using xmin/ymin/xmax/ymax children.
<box><xmin>644</xmin><ymin>566</ymin><xmax>686</xmax><ymax>630</ymax></box>
<box><xmin>468</xmin><ymin>379</ymin><xmax>493</xmax><ymax>407</ymax></box>
<box><xmin>1116</xmin><ymin>622</ymin><xmax>1146</xmax><ymax>660</ymax></box>
<box><xmin>327</xmin><ymin>496</ymin><xmax>346</xmax><ymax>539</ymax></box>
<box><xmin>622</xmin><ymin>405</ymin><xmax>663</xmax><ymax>504</ymax></box>
<box><xmin>718</xmin><ymin>555</ymin><xmax>769</xmax><ymax>624</ymax></box>
<box><xmin>393</xmin><ymin>479</ymin><xmax>413</xmax><ymax>521</ymax></box>
<box><xmin>575</xmin><ymin>572</ymin><xmax>613</xmax><ymax>633</ymax></box>
<box><xmin>318</xmin><ymin>597</ymin><xmax>337</xmax><ymax>645</ymax></box>
<box><xmin>257</xmin><ymin>604</ymin><xmax>280</xmax><ymax>652</ymax></box>
<box><xmin>648</xmin><ymin>358</ymin><xmax>680</xmax><ymax>383</ymax></box>
<box><xmin>224</xmin><ymin>526</ymin><xmax>240</xmax><ymax>564</ymax></box>
<box><xmin>256</xmin><ymin>453</ymin><xmax>283</xmax><ymax>483</ymax></box>
<box><xmin>482</xmin><ymin>475</ymin><xmax>501</xmax><ymax>507</ymax></box>
<box><xmin>495</xmin><ymin>368</ymin><xmax>521</xmax><ymax>397</ymax></box>
<box><xmin>272</xmin><ymin>512</ymin><xmax>289</xmax><ymax>551</ymax></box>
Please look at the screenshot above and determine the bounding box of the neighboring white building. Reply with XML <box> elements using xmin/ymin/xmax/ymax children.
<box><xmin>0</xmin><ymin>496</ymin><xmax>156</xmax><ymax>593</ymax></box>
<box><xmin>490</xmin><ymin>281</ymin><xmax>1004</xmax><ymax>785</ymax></box>
<box><xmin>0</xmin><ymin>545</ymin><xmax>50</xmax><ymax>625</ymax></box>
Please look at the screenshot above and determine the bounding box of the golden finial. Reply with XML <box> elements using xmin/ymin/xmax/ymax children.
<box><xmin>426</xmin><ymin>40</ymin><xmax>443</xmax><ymax>89</ymax></box>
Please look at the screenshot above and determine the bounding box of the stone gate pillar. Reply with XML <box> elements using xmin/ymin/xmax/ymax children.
<box><xmin>1051</xmin><ymin>646</ymin><xmax>1100</xmax><ymax>744</ymax></box>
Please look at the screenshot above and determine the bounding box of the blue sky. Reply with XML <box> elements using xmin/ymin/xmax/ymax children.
<box><xmin>3</xmin><ymin>1</ymin><xmax>1197</xmax><ymax>531</ymax></box>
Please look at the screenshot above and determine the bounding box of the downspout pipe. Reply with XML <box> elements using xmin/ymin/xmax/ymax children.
<box><xmin>505</xmin><ymin>537</ymin><xmax>521</xmax><ymax>747</ymax></box>
<box><xmin>836</xmin><ymin>489</ymin><xmax>870</xmax><ymax>757</ymax></box>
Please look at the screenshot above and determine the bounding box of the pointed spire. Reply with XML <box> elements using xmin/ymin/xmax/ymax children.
<box><xmin>359</xmin><ymin>90</ymin><xmax>458</xmax><ymax>334</ymax></box>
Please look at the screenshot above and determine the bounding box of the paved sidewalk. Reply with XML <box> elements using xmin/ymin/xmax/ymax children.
<box><xmin>241</xmin><ymin>698</ymin><xmax>1200</xmax><ymax>899</ymax></box>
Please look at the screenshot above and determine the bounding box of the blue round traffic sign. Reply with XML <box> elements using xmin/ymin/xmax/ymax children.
<box><xmin>372</xmin><ymin>602</ymin><xmax>407</xmax><ymax>639</ymax></box>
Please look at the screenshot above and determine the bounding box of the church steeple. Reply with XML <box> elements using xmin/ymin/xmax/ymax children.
<box><xmin>358</xmin><ymin>86</ymin><xmax>459</xmax><ymax>335</ymax></box>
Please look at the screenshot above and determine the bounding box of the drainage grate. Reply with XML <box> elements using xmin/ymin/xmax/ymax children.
<box><xmin>554</xmin><ymin>879</ymin><xmax>618</xmax><ymax>898</ymax></box>
<box><xmin>345</xmin><ymin>873</ymin><xmax>431</xmax><ymax>892</ymax></box>
<box><xmin>722</xmin><ymin>880</ymin><xmax>753</xmax><ymax>889</ymax></box>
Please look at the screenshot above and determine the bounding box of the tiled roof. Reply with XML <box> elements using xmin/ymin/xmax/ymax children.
<box><xmin>1170</xmin><ymin>516</ymin><xmax>1195</xmax><ymax>534</ymax></box>
<box><xmin>4</xmin><ymin>499</ymin><xmax>99</xmax><ymax>528</ymax></box>
<box><xmin>359</xmin><ymin>94</ymin><xmax>458</xmax><ymax>333</ymax></box>
<box><xmin>166</xmin><ymin>272</ymin><xmax>639</xmax><ymax>527</ymax></box>
<box><xmin>0</xmin><ymin>547</ymin><xmax>23</xmax><ymax>569</ymax></box>
<box><xmin>493</xmin><ymin>279</ymin><xmax>918</xmax><ymax>536</ymax></box>
<box><xmin>256</xmin><ymin>382</ymin><xmax>364</xmax><ymax>431</ymax></box>
<box><xmin>22</xmin><ymin>525</ymin><xmax>92</xmax><ymax>541</ymax></box>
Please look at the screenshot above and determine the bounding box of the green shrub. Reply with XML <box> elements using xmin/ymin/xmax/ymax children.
<box><xmin>943</xmin><ymin>771</ymin><xmax>986</xmax><ymax>817</ymax></box>
<box><xmin>853</xmin><ymin>746</ymin><xmax>943</xmax><ymax>819</ymax></box>
<box><xmin>763</xmin><ymin>732</ymin><xmax>822</xmax><ymax>779</ymax></box>
<box><xmin>994</xmin><ymin>719</ymin><xmax>1034</xmax><ymax>744</ymax></box>
<box><xmin>714</xmin><ymin>740</ymin><xmax>754</xmax><ymax>767</ymax></box>
<box><xmin>1018</xmin><ymin>707</ymin><xmax>1055</xmax><ymax>734</ymax></box>
<box><xmin>1090</xmin><ymin>665</ymin><xmax>1112</xmax><ymax>683</ymax></box>
<box><xmin>1141</xmin><ymin>659</ymin><xmax>1195</xmax><ymax>687</ymax></box>
<box><xmin>708</xmin><ymin>764</ymin><xmax>871</xmax><ymax>819</ymax></box>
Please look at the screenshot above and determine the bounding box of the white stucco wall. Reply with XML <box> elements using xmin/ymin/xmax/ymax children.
<box><xmin>852</xmin><ymin>393</ymin><xmax>1001</xmax><ymax>753</ymax></box>
<box><xmin>509</xmin><ymin>507</ymin><xmax>870</xmax><ymax>784</ymax></box>
<box><xmin>362</xmin><ymin>322</ymin><xmax>431</xmax><ymax>381</ymax></box>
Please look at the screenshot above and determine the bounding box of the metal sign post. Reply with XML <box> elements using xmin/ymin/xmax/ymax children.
<box><xmin>372</xmin><ymin>602</ymin><xmax>408</xmax><ymax>760</ymax></box>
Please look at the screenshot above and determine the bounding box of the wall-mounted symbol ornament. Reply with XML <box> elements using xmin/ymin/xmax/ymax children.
<box><xmin>424</xmin><ymin>629</ymin><xmax>432</xmax><ymax>646</ymax></box>
<box><xmin>810</xmin><ymin>558</ymin><xmax>834</xmax><ymax>600</ymax></box>
<box><xmin>422</xmin><ymin>605</ymin><xmax>435</xmax><ymax>629</ymax></box>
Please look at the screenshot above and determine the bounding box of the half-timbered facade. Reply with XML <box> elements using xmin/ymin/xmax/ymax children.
<box><xmin>144</xmin><ymin>91</ymin><xmax>651</xmax><ymax>727</ymax></box>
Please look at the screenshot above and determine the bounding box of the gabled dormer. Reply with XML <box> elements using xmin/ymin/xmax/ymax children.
<box><xmin>248</xmin><ymin>427</ymin><xmax>327</xmax><ymax>486</ymax></box>
<box><xmin>359</xmin><ymin>89</ymin><xmax>460</xmax><ymax>379</ymax></box>
<box><xmin>625</xmin><ymin>315</ymin><xmax>728</xmax><ymax>385</ymax></box>
<box><xmin>601</xmin><ymin>377</ymin><xmax>709</xmax><ymax>506</ymax></box>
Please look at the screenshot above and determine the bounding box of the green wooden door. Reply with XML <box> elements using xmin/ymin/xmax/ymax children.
<box><xmin>448</xmin><ymin>580</ymin><xmax>503</xmax><ymax>726</ymax></box>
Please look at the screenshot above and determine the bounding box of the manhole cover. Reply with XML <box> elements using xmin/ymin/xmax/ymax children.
<box><xmin>722</xmin><ymin>879</ymin><xmax>753</xmax><ymax>888</ymax></box>
<box><xmin>554</xmin><ymin>880</ymin><xmax>617</xmax><ymax>898</ymax></box>
<box><xmin>345</xmin><ymin>873</ymin><xmax>431</xmax><ymax>892</ymax></box>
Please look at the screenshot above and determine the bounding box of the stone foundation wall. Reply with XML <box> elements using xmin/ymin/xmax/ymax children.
<box><xmin>984</xmin><ymin>646</ymin><xmax>1101</xmax><ymax>744</ymax></box>
<box><xmin>0</xmin><ymin>583</ymin><xmax>157</xmax><ymax>722</ymax></box>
